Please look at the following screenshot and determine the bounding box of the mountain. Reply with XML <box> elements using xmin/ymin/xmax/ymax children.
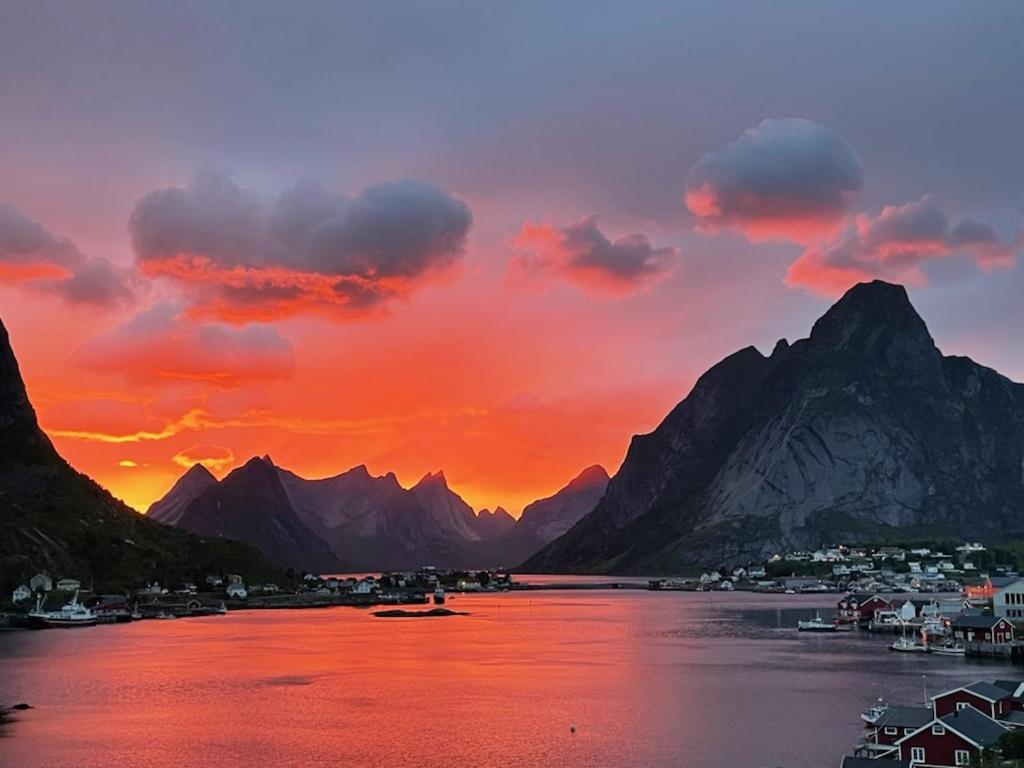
<box><xmin>0</xmin><ymin>318</ymin><xmax>285</xmax><ymax>594</ymax></box>
<box><xmin>515</xmin><ymin>465</ymin><xmax>610</xmax><ymax>544</ymax></box>
<box><xmin>175</xmin><ymin>456</ymin><xmax>345</xmax><ymax>572</ymax></box>
<box><xmin>277</xmin><ymin>463</ymin><xmax>403</xmax><ymax>530</ymax></box>
<box><xmin>147</xmin><ymin>463</ymin><xmax>217</xmax><ymax>525</ymax></box>
<box><xmin>472</xmin><ymin>507</ymin><xmax>516</xmax><ymax>539</ymax></box>
<box><xmin>523</xmin><ymin>281</ymin><xmax>1024</xmax><ymax>574</ymax></box>
<box><xmin>409</xmin><ymin>471</ymin><xmax>483</xmax><ymax>541</ymax></box>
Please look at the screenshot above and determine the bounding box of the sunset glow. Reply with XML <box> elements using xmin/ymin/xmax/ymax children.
<box><xmin>2</xmin><ymin>2</ymin><xmax>1023</xmax><ymax>519</ymax></box>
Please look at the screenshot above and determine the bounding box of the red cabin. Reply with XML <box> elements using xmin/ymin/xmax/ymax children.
<box><xmin>837</xmin><ymin>593</ymin><xmax>890</xmax><ymax>623</ymax></box>
<box><xmin>950</xmin><ymin>615</ymin><xmax>1015</xmax><ymax>645</ymax></box>
<box><xmin>932</xmin><ymin>682</ymin><xmax>1013</xmax><ymax>720</ymax></box>
<box><xmin>896</xmin><ymin>708</ymin><xmax>1005</xmax><ymax>767</ymax></box>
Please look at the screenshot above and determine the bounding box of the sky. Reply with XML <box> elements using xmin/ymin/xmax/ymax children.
<box><xmin>1</xmin><ymin>1</ymin><xmax>1023</xmax><ymax>515</ymax></box>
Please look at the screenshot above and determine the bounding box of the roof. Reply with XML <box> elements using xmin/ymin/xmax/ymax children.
<box><xmin>876</xmin><ymin>706</ymin><xmax>933</xmax><ymax>730</ymax></box>
<box><xmin>989</xmin><ymin>576</ymin><xmax>1022</xmax><ymax>588</ymax></box>
<box><xmin>998</xmin><ymin>710</ymin><xmax>1024</xmax><ymax>725</ymax></box>
<box><xmin>938</xmin><ymin>707</ymin><xmax>1007</xmax><ymax>747</ymax></box>
<box><xmin>840</xmin><ymin>758</ymin><xmax>910</xmax><ymax>768</ymax></box>
<box><xmin>964</xmin><ymin>681</ymin><xmax>1013</xmax><ymax>701</ymax></box>
<box><xmin>842</xmin><ymin>593</ymin><xmax>886</xmax><ymax>606</ymax></box>
<box><xmin>952</xmin><ymin>614</ymin><xmax>1008</xmax><ymax>629</ymax></box>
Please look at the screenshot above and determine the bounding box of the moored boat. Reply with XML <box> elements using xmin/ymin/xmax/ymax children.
<box><xmin>28</xmin><ymin>592</ymin><xmax>97</xmax><ymax>629</ymax></box>
<box><xmin>433</xmin><ymin>587</ymin><xmax>446</xmax><ymax>605</ymax></box>
<box><xmin>928</xmin><ymin>642</ymin><xmax>966</xmax><ymax>656</ymax></box>
<box><xmin>797</xmin><ymin>613</ymin><xmax>839</xmax><ymax>632</ymax></box>
<box><xmin>890</xmin><ymin>635</ymin><xmax>928</xmax><ymax>653</ymax></box>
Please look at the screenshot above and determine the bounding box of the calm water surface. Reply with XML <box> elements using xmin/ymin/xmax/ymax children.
<box><xmin>0</xmin><ymin>588</ymin><xmax>1009</xmax><ymax>768</ymax></box>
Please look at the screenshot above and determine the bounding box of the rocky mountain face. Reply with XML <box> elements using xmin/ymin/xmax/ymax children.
<box><xmin>523</xmin><ymin>281</ymin><xmax>1024</xmax><ymax>574</ymax></box>
<box><xmin>147</xmin><ymin>463</ymin><xmax>217</xmax><ymax>525</ymax></box>
<box><xmin>173</xmin><ymin>456</ymin><xmax>345</xmax><ymax>572</ymax></box>
<box><xmin>472</xmin><ymin>507</ymin><xmax>517</xmax><ymax>539</ymax></box>
<box><xmin>154</xmin><ymin>461</ymin><xmax>555</xmax><ymax>571</ymax></box>
<box><xmin>515</xmin><ymin>465</ymin><xmax>610</xmax><ymax>544</ymax></box>
<box><xmin>0</xmin><ymin>318</ymin><xmax>285</xmax><ymax>593</ymax></box>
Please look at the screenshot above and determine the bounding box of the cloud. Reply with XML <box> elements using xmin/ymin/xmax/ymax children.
<box><xmin>0</xmin><ymin>203</ymin><xmax>136</xmax><ymax>307</ymax></box>
<box><xmin>785</xmin><ymin>195</ymin><xmax>1020</xmax><ymax>296</ymax></box>
<box><xmin>75</xmin><ymin>302</ymin><xmax>295</xmax><ymax>385</ymax></box>
<box><xmin>129</xmin><ymin>173</ymin><xmax>472</xmax><ymax>321</ymax></box>
<box><xmin>685</xmin><ymin>118</ymin><xmax>864</xmax><ymax>243</ymax></box>
<box><xmin>509</xmin><ymin>214</ymin><xmax>679</xmax><ymax>296</ymax></box>
<box><xmin>172</xmin><ymin>444</ymin><xmax>235</xmax><ymax>472</ymax></box>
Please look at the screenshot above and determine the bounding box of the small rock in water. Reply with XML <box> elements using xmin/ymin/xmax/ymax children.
<box><xmin>569</xmin><ymin>725</ymin><xmax>576</xmax><ymax>734</ymax></box>
<box><xmin>12</xmin><ymin>703</ymin><xmax>32</xmax><ymax>710</ymax></box>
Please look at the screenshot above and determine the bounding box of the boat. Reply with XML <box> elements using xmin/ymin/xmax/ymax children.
<box><xmin>433</xmin><ymin>587</ymin><xmax>446</xmax><ymax>605</ymax></box>
<box><xmin>797</xmin><ymin>613</ymin><xmax>840</xmax><ymax>632</ymax></box>
<box><xmin>929</xmin><ymin>642</ymin><xmax>966</xmax><ymax>657</ymax></box>
<box><xmin>861</xmin><ymin>699</ymin><xmax>888</xmax><ymax>724</ymax></box>
<box><xmin>890</xmin><ymin>635</ymin><xmax>928</xmax><ymax>653</ymax></box>
<box><xmin>28</xmin><ymin>591</ymin><xmax>97</xmax><ymax>628</ymax></box>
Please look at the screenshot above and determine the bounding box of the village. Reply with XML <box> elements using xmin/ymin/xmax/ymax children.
<box><xmin>1</xmin><ymin>567</ymin><xmax>515</xmax><ymax>628</ymax></box>
<box><xmin>841</xmin><ymin>674</ymin><xmax>1024</xmax><ymax>767</ymax></box>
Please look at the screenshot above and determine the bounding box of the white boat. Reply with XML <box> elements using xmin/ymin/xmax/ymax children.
<box><xmin>798</xmin><ymin>613</ymin><xmax>839</xmax><ymax>632</ymax></box>
<box><xmin>433</xmin><ymin>587</ymin><xmax>446</xmax><ymax>605</ymax></box>
<box><xmin>28</xmin><ymin>591</ymin><xmax>97</xmax><ymax>628</ymax></box>
<box><xmin>890</xmin><ymin>635</ymin><xmax>928</xmax><ymax>653</ymax></box>
<box><xmin>929</xmin><ymin>642</ymin><xmax>966</xmax><ymax>657</ymax></box>
<box><xmin>861</xmin><ymin>699</ymin><xmax>888</xmax><ymax>724</ymax></box>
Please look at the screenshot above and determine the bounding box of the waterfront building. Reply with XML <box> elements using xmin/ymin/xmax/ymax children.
<box><xmin>950</xmin><ymin>615</ymin><xmax>1015</xmax><ymax>646</ymax></box>
<box><xmin>55</xmin><ymin>578</ymin><xmax>81</xmax><ymax>592</ymax></box>
<box><xmin>992</xmin><ymin>578</ymin><xmax>1024</xmax><ymax>619</ymax></box>
<box><xmin>932</xmin><ymin>682</ymin><xmax>1014</xmax><ymax>720</ymax></box>
<box><xmin>837</xmin><ymin>594</ymin><xmax>889</xmax><ymax>623</ymax></box>
<box><xmin>29</xmin><ymin>572</ymin><xmax>53</xmax><ymax>592</ymax></box>
<box><xmin>895</xmin><ymin>707</ymin><xmax>1006</xmax><ymax>767</ymax></box>
<box><xmin>226</xmin><ymin>583</ymin><xmax>248</xmax><ymax>599</ymax></box>
<box><xmin>12</xmin><ymin>584</ymin><xmax>31</xmax><ymax>603</ymax></box>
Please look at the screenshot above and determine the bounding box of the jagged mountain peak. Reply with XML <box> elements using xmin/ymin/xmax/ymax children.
<box><xmin>523</xmin><ymin>282</ymin><xmax>1024</xmax><ymax>574</ymax></box>
<box><xmin>808</xmin><ymin>280</ymin><xmax>936</xmax><ymax>359</ymax></box>
<box><xmin>566</xmin><ymin>465</ymin><xmax>610</xmax><ymax>489</ymax></box>
<box><xmin>184</xmin><ymin>463</ymin><xmax>217</xmax><ymax>481</ymax></box>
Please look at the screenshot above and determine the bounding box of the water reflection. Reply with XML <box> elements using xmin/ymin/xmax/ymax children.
<box><xmin>0</xmin><ymin>590</ymin><xmax>1008</xmax><ymax>768</ymax></box>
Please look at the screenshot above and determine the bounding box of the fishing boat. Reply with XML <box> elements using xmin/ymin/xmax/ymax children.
<box><xmin>797</xmin><ymin>613</ymin><xmax>839</xmax><ymax>632</ymax></box>
<box><xmin>861</xmin><ymin>699</ymin><xmax>888</xmax><ymax>724</ymax></box>
<box><xmin>433</xmin><ymin>587</ymin><xmax>446</xmax><ymax>605</ymax></box>
<box><xmin>28</xmin><ymin>591</ymin><xmax>97</xmax><ymax>628</ymax></box>
<box><xmin>890</xmin><ymin>634</ymin><xmax>928</xmax><ymax>653</ymax></box>
<box><xmin>929</xmin><ymin>642</ymin><xmax>966</xmax><ymax>657</ymax></box>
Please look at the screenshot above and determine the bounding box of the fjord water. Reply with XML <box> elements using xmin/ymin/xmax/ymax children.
<box><xmin>0</xmin><ymin>588</ymin><xmax>1002</xmax><ymax>768</ymax></box>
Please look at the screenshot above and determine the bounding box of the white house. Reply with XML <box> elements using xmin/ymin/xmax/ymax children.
<box><xmin>29</xmin><ymin>572</ymin><xmax>52</xmax><ymax>592</ymax></box>
<box><xmin>226</xmin><ymin>583</ymin><xmax>248</xmax><ymax>599</ymax></box>
<box><xmin>748</xmin><ymin>566</ymin><xmax>766</xmax><ymax>579</ymax></box>
<box><xmin>12</xmin><ymin>584</ymin><xmax>31</xmax><ymax>603</ymax></box>
<box><xmin>993</xmin><ymin>578</ymin><xmax>1024</xmax><ymax>620</ymax></box>
<box><xmin>353</xmin><ymin>578</ymin><xmax>377</xmax><ymax>595</ymax></box>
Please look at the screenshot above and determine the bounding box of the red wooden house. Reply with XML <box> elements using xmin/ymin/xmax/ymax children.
<box><xmin>837</xmin><ymin>593</ymin><xmax>890</xmax><ymax>623</ymax></box>
<box><xmin>950</xmin><ymin>615</ymin><xmax>1015</xmax><ymax>645</ymax></box>
<box><xmin>896</xmin><ymin>707</ymin><xmax>1006</xmax><ymax>767</ymax></box>
<box><xmin>932</xmin><ymin>682</ymin><xmax>1013</xmax><ymax>720</ymax></box>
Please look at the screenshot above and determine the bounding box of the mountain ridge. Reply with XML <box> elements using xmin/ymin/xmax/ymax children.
<box><xmin>522</xmin><ymin>280</ymin><xmax>1024</xmax><ymax>574</ymax></box>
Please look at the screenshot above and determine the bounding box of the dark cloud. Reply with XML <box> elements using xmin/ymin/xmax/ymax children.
<box><xmin>786</xmin><ymin>195</ymin><xmax>1019</xmax><ymax>296</ymax></box>
<box><xmin>0</xmin><ymin>203</ymin><xmax>135</xmax><ymax>307</ymax></box>
<box><xmin>510</xmin><ymin>214</ymin><xmax>679</xmax><ymax>297</ymax></box>
<box><xmin>76</xmin><ymin>302</ymin><xmax>294</xmax><ymax>385</ymax></box>
<box><xmin>686</xmin><ymin>118</ymin><xmax>864</xmax><ymax>243</ymax></box>
<box><xmin>130</xmin><ymin>173</ymin><xmax>472</xmax><ymax>320</ymax></box>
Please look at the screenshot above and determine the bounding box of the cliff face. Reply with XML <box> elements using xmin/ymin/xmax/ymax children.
<box><xmin>515</xmin><ymin>465</ymin><xmax>610</xmax><ymax>544</ymax></box>
<box><xmin>176</xmin><ymin>457</ymin><xmax>345</xmax><ymax>572</ymax></box>
<box><xmin>523</xmin><ymin>281</ymin><xmax>1024</xmax><ymax>574</ymax></box>
<box><xmin>0</xmin><ymin>318</ymin><xmax>285</xmax><ymax>592</ymax></box>
<box><xmin>147</xmin><ymin>463</ymin><xmax>217</xmax><ymax>525</ymax></box>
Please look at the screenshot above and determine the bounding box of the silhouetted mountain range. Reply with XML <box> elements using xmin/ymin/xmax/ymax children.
<box><xmin>0</xmin><ymin>318</ymin><xmax>285</xmax><ymax>593</ymax></box>
<box><xmin>149</xmin><ymin>460</ymin><xmax>610</xmax><ymax>572</ymax></box>
<box><xmin>523</xmin><ymin>281</ymin><xmax>1024</xmax><ymax>574</ymax></box>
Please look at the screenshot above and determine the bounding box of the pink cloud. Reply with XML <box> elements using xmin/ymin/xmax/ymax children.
<box><xmin>509</xmin><ymin>214</ymin><xmax>679</xmax><ymax>297</ymax></box>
